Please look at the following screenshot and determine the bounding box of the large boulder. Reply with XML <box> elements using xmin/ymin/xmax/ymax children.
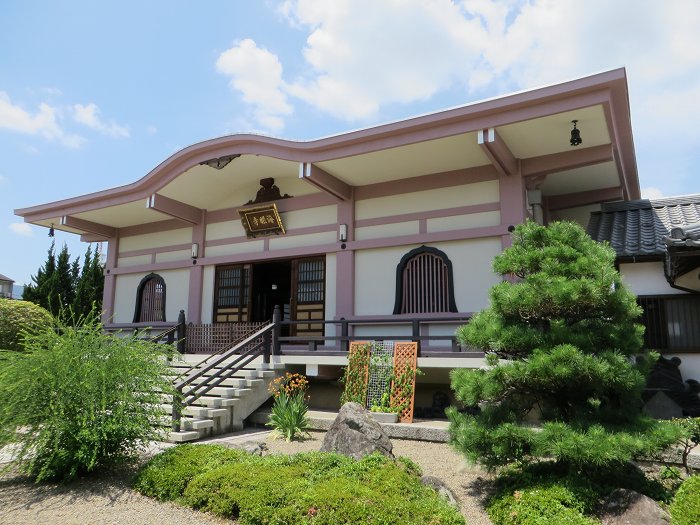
<box><xmin>320</xmin><ymin>402</ymin><xmax>394</xmax><ymax>460</ymax></box>
<box><xmin>599</xmin><ymin>488</ymin><xmax>670</xmax><ymax>525</ymax></box>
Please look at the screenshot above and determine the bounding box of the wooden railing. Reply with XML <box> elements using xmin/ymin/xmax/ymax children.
<box><xmin>271</xmin><ymin>306</ymin><xmax>478</xmax><ymax>358</ymax></box>
<box><xmin>186</xmin><ymin>321</ymin><xmax>265</xmax><ymax>353</ymax></box>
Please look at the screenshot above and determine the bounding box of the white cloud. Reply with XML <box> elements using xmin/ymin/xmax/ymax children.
<box><xmin>216</xmin><ymin>38</ymin><xmax>292</xmax><ymax>132</ymax></box>
<box><xmin>73</xmin><ymin>103</ymin><xmax>130</xmax><ymax>138</ymax></box>
<box><xmin>641</xmin><ymin>187</ymin><xmax>665</xmax><ymax>200</ymax></box>
<box><xmin>220</xmin><ymin>0</ymin><xmax>700</xmax><ymax>171</ymax></box>
<box><xmin>0</xmin><ymin>92</ymin><xmax>85</xmax><ymax>148</ymax></box>
<box><xmin>284</xmin><ymin>0</ymin><xmax>486</xmax><ymax>120</ymax></box>
<box><xmin>9</xmin><ymin>223</ymin><xmax>33</xmax><ymax>237</ymax></box>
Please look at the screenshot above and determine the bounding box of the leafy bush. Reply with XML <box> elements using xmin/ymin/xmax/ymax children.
<box><xmin>488</xmin><ymin>484</ymin><xmax>599</xmax><ymax>525</ymax></box>
<box><xmin>135</xmin><ymin>446</ymin><xmax>464</xmax><ymax>525</ymax></box>
<box><xmin>487</xmin><ymin>460</ymin><xmax>676</xmax><ymax>525</ymax></box>
<box><xmin>133</xmin><ymin>444</ymin><xmax>248</xmax><ymax>501</ymax></box>
<box><xmin>0</xmin><ymin>299</ymin><xmax>53</xmax><ymax>351</ymax></box>
<box><xmin>670</xmin><ymin>475</ymin><xmax>700</xmax><ymax>525</ymax></box>
<box><xmin>0</xmin><ymin>312</ymin><xmax>173</xmax><ymax>481</ymax></box>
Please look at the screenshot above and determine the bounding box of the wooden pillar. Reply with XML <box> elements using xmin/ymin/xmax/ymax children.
<box><xmin>101</xmin><ymin>236</ymin><xmax>119</xmax><ymax>324</ymax></box>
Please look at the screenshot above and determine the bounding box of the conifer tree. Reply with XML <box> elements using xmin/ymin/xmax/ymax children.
<box><xmin>448</xmin><ymin>221</ymin><xmax>679</xmax><ymax>470</ymax></box>
<box><xmin>23</xmin><ymin>242</ymin><xmax>104</xmax><ymax>322</ymax></box>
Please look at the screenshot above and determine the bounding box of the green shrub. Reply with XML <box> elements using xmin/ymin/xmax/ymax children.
<box><xmin>670</xmin><ymin>475</ymin><xmax>700</xmax><ymax>525</ymax></box>
<box><xmin>488</xmin><ymin>484</ymin><xmax>599</xmax><ymax>525</ymax></box>
<box><xmin>0</xmin><ymin>299</ymin><xmax>53</xmax><ymax>351</ymax></box>
<box><xmin>0</xmin><ymin>312</ymin><xmax>173</xmax><ymax>481</ymax></box>
<box><xmin>133</xmin><ymin>444</ymin><xmax>248</xmax><ymax>501</ymax></box>
<box><xmin>135</xmin><ymin>448</ymin><xmax>464</xmax><ymax>525</ymax></box>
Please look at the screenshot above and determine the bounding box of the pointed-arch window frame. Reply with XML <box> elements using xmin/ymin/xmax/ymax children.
<box><xmin>393</xmin><ymin>246</ymin><xmax>458</xmax><ymax>315</ymax></box>
<box><xmin>133</xmin><ymin>273</ymin><xmax>166</xmax><ymax>323</ymax></box>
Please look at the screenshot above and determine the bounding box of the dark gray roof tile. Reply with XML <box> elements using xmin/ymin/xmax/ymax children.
<box><xmin>587</xmin><ymin>194</ymin><xmax>700</xmax><ymax>257</ymax></box>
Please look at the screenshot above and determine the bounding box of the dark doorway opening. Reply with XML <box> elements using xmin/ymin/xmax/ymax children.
<box><xmin>251</xmin><ymin>260</ymin><xmax>292</xmax><ymax>324</ymax></box>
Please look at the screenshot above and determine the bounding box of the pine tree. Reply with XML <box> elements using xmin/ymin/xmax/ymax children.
<box><xmin>24</xmin><ymin>242</ymin><xmax>104</xmax><ymax>322</ymax></box>
<box><xmin>72</xmin><ymin>245</ymin><xmax>104</xmax><ymax>319</ymax></box>
<box><xmin>448</xmin><ymin>221</ymin><xmax>679</xmax><ymax>470</ymax></box>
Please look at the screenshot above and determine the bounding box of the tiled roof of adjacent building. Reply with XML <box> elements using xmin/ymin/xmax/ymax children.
<box><xmin>0</xmin><ymin>274</ymin><xmax>14</xmax><ymax>282</ymax></box>
<box><xmin>587</xmin><ymin>194</ymin><xmax>700</xmax><ymax>258</ymax></box>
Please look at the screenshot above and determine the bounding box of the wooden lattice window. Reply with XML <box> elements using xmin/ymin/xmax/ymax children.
<box><xmin>214</xmin><ymin>264</ymin><xmax>251</xmax><ymax>322</ymax></box>
<box><xmin>638</xmin><ymin>295</ymin><xmax>700</xmax><ymax>353</ymax></box>
<box><xmin>292</xmin><ymin>257</ymin><xmax>325</xmax><ymax>336</ymax></box>
<box><xmin>134</xmin><ymin>273</ymin><xmax>166</xmax><ymax>322</ymax></box>
<box><xmin>393</xmin><ymin>246</ymin><xmax>457</xmax><ymax>314</ymax></box>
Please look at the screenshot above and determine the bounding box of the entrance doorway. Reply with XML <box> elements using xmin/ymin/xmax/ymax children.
<box><xmin>251</xmin><ymin>260</ymin><xmax>292</xmax><ymax>323</ymax></box>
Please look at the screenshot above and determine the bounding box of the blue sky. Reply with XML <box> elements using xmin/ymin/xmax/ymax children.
<box><xmin>3</xmin><ymin>0</ymin><xmax>700</xmax><ymax>287</ymax></box>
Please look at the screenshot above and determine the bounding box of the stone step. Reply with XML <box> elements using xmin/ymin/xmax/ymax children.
<box><xmin>166</xmin><ymin>430</ymin><xmax>200</xmax><ymax>443</ymax></box>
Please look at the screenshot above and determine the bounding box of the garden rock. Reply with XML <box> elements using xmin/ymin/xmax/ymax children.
<box><xmin>420</xmin><ymin>475</ymin><xmax>458</xmax><ymax>507</ymax></box>
<box><xmin>221</xmin><ymin>441</ymin><xmax>268</xmax><ymax>456</ymax></box>
<box><xmin>599</xmin><ymin>488</ymin><xmax>670</xmax><ymax>525</ymax></box>
<box><xmin>320</xmin><ymin>402</ymin><xmax>394</xmax><ymax>460</ymax></box>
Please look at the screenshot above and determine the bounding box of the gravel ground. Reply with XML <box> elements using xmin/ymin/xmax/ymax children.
<box><xmin>0</xmin><ymin>430</ymin><xmax>494</xmax><ymax>525</ymax></box>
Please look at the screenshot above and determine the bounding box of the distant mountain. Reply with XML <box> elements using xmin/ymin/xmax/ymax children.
<box><xmin>12</xmin><ymin>284</ymin><xmax>25</xmax><ymax>299</ymax></box>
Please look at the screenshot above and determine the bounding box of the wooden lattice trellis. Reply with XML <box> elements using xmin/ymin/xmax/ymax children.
<box><xmin>345</xmin><ymin>340</ymin><xmax>418</xmax><ymax>424</ymax></box>
<box><xmin>390</xmin><ymin>342</ymin><xmax>418</xmax><ymax>423</ymax></box>
<box><xmin>345</xmin><ymin>341</ymin><xmax>371</xmax><ymax>404</ymax></box>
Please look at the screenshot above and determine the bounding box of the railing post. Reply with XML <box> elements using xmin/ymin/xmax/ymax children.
<box><xmin>263</xmin><ymin>327</ymin><xmax>271</xmax><ymax>364</ymax></box>
<box><xmin>340</xmin><ymin>318</ymin><xmax>348</xmax><ymax>353</ymax></box>
<box><xmin>176</xmin><ymin>310</ymin><xmax>186</xmax><ymax>354</ymax></box>
<box><xmin>272</xmin><ymin>305</ymin><xmax>281</xmax><ymax>356</ymax></box>
<box><xmin>412</xmin><ymin>319</ymin><xmax>421</xmax><ymax>356</ymax></box>
<box><xmin>172</xmin><ymin>387</ymin><xmax>183</xmax><ymax>433</ymax></box>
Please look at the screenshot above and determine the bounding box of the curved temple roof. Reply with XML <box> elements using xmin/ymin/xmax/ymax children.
<box><xmin>16</xmin><ymin>68</ymin><xmax>639</xmax><ymax>241</ymax></box>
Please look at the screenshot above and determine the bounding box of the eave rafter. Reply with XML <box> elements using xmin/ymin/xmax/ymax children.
<box><xmin>546</xmin><ymin>186</ymin><xmax>623</xmax><ymax>211</ymax></box>
<box><xmin>147</xmin><ymin>193</ymin><xmax>203</xmax><ymax>224</ymax></box>
<box><xmin>477</xmin><ymin>128</ymin><xmax>518</xmax><ymax>176</ymax></box>
<box><xmin>60</xmin><ymin>215</ymin><xmax>117</xmax><ymax>239</ymax></box>
<box><xmin>299</xmin><ymin>162</ymin><xmax>353</xmax><ymax>201</ymax></box>
<box><xmin>522</xmin><ymin>144</ymin><xmax>614</xmax><ymax>179</ymax></box>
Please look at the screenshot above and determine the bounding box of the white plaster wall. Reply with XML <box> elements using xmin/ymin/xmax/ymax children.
<box><xmin>206</xmin><ymin>219</ymin><xmax>246</xmax><ymax>241</ymax></box>
<box><xmin>427</xmin><ymin>210</ymin><xmax>500</xmax><ymax>232</ymax></box>
<box><xmin>620</xmin><ymin>262</ymin><xmax>685</xmax><ymax>296</ymax></box>
<box><xmin>353</xmin><ymin>325</ymin><xmax>412</xmax><ymax>338</ymax></box>
<box><xmin>354</xmin><ymin>237</ymin><xmax>502</xmax><ymax>315</ymax></box>
<box><xmin>355</xmin><ymin>221</ymin><xmax>419</xmax><ymax>241</ymax></box>
<box><xmin>428</xmin><ymin>323</ymin><xmax>465</xmax><ymax>348</ymax></box>
<box><xmin>201</xmin><ymin>265</ymin><xmax>215</xmax><ymax>324</ymax></box>
<box><xmin>282</xmin><ymin>205</ymin><xmax>337</xmax><ymax>229</ymax></box>
<box><xmin>268</xmin><ymin>230</ymin><xmax>336</xmax><ymax>250</ymax></box>
<box><xmin>355</xmin><ymin>180</ymin><xmax>499</xmax><ymax>220</ymax></box>
<box><xmin>667</xmin><ymin>354</ymin><xmax>700</xmax><ymax>383</ymax></box>
<box><xmin>113</xmin><ymin>268</ymin><xmax>190</xmax><ymax>323</ymax></box>
<box><xmin>117</xmin><ymin>255</ymin><xmax>151</xmax><ymax>267</ymax></box>
<box><xmin>119</xmin><ymin>228</ymin><xmax>192</xmax><ymax>252</ymax></box>
<box><xmin>155</xmin><ymin>249</ymin><xmax>190</xmax><ymax>263</ymax></box>
<box><xmin>206</xmin><ymin>240</ymin><xmax>265</xmax><ymax>258</ymax></box>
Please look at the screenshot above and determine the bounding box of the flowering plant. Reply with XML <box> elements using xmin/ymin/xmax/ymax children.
<box><xmin>268</xmin><ymin>372</ymin><xmax>309</xmax><ymax>400</ymax></box>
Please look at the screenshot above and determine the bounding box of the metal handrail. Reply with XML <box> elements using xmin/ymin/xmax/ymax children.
<box><xmin>171</xmin><ymin>322</ymin><xmax>274</xmax><ymax>432</ymax></box>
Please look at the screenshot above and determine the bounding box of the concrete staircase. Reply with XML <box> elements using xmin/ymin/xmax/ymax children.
<box><xmin>161</xmin><ymin>355</ymin><xmax>286</xmax><ymax>443</ymax></box>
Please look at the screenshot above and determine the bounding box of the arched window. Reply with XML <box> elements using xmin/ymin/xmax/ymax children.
<box><xmin>133</xmin><ymin>273</ymin><xmax>166</xmax><ymax>322</ymax></box>
<box><xmin>393</xmin><ymin>246</ymin><xmax>457</xmax><ymax>314</ymax></box>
